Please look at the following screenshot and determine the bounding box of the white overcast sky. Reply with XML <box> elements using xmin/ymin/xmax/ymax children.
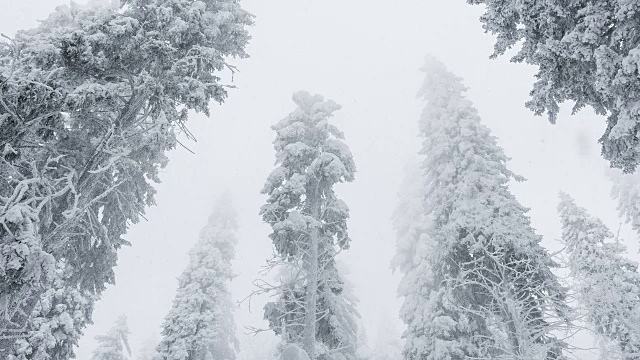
<box><xmin>1</xmin><ymin>1</ymin><xmax>630</xmax><ymax>359</ymax></box>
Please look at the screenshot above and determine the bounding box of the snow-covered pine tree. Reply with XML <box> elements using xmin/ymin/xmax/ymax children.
<box><xmin>394</xmin><ymin>57</ymin><xmax>569</xmax><ymax>360</ymax></box>
<box><xmin>557</xmin><ymin>192</ymin><xmax>640</xmax><ymax>358</ymax></box>
<box><xmin>90</xmin><ymin>314</ymin><xmax>132</xmax><ymax>360</ymax></box>
<box><xmin>154</xmin><ymin>194</ymin><xmax>239</xmax><ymax>360</ymax></box>
<box><xmin>0</xmin><ymin>0</ymin><xmax>252</xmax><ymax>357</ymax></box>
<box><xmin>467</xmin><ymin>0</ymin><xmax>640</xmax><ymax>172</ymax></box>
<box><xmin>258</xmin><ymin>91</ymin><xmax>358</xmax><ymax>360</ymax></box>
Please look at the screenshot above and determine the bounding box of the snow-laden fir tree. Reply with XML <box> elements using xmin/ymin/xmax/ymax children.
<box><xmin>394</xmin><ymin>57</ymin><xmax>569</xmax><ymax>360</ymax></box>
<box><xmin>0</xmin><ymin>0</ymin><xmax>252</xmax><ymax>357</ymax></box>
<box><xmin>154</xmin><ymin>194</ymin><xmax>239</xmax><ymax>360</ymax></box>
<box><xmin>557</xmin><ymin>192</ymin><xmax>640</xmax><ymax>358</ymax></box>
<box><xmin>467</xmin><ymin>0</ymin><xmax>640</xmax><ymax>171</ymax></box>
<box><xmin>90</xmin><ymin>314</ymin><xmax>132</xmax><ymax>360</ymax></box>
<box><xmin>258</xmin><ymin>91</ymin><xmax>358</xmax><ymax>360</ymax></box>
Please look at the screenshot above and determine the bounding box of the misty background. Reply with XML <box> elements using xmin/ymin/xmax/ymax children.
<box><xmin>1</xmin><ymin>1</ymin><xmax>627</xmax><ymax>359</ymax></box>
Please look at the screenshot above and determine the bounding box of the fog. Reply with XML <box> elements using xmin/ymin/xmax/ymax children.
<box><xmin>2</xmin><ymin>1</ymin><xmax>630</xmax><ymax>359</ymax></box>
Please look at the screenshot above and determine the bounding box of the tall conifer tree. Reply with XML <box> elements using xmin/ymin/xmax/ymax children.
<box><xmin>395</xmin><ymin>57</ymin><xmax>569</xmax><ymax>360</ymax></box>
<box><xmin>259</xmin><ymin>91</ymin><xmax>359</xmax><ymax>360</ymax></box>
<box><xmin>155</xmin><ymin>194</ymin><xmax>239</xmax><ymax>360</ymax></box>
<box><xmin>0</xmin><ymin>0</ymin><xmax>252</xmax><ymax>357</ymax></box>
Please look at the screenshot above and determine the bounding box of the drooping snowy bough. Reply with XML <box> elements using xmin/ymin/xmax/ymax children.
<box><xmin>394</xmin><ymin>57</ymin><xmax>570</xmax><ymax>360</ymax></box>
<box><xmin>468</xmin><ymin>0</ymin><xmax>640</xmax><ymax>172</ymax></box>
<box><xmin>0</xmin><ymin>0</ymin><xmax>252</xmax><ymax>358</ymax></box>
<box><xmin>257</xmin><ymin>91</ymin><xmax>360</xmax><ymax>360</ymax></box>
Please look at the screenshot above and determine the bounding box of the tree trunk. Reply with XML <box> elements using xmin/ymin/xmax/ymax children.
<box><xmin>303</xmin><ymin>182</ymin><xmax>321</xmax><ymax>360</ymax></box>
<box><xmin>503</xmin><ymin>286</ymin><xmax>521</xmax><ymax>358</ymax></box>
